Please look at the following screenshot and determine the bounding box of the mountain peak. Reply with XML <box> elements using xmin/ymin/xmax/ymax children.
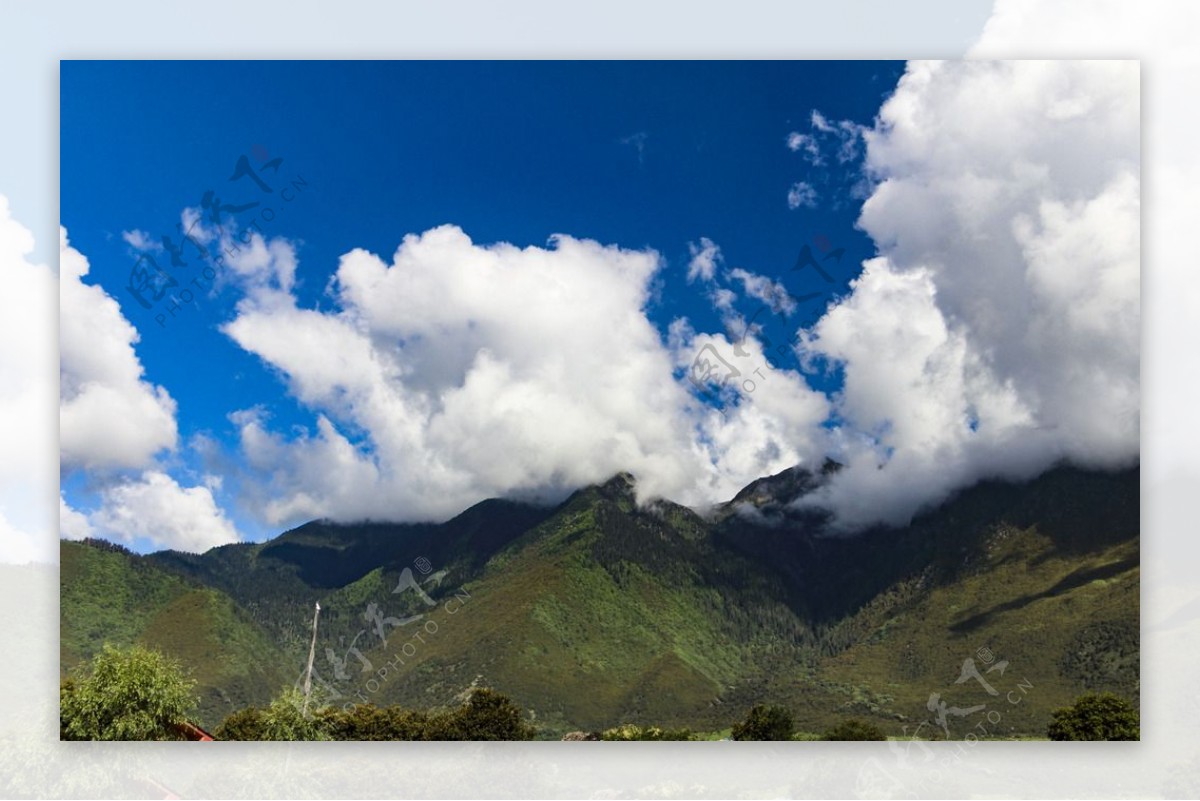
<box><xmin>726</xmin><ymin>464</ymin><xmax>819</xmax><ymax>508</ymax></box>
<box><xmin>603</xmin><ymin>470</ymin><xmax>636</xmax><ymax>489</ymax></box>
<box><xmin>597</xmin><ymin>471</ymin><xmax>637</xmax><ymax>501</ymax></box>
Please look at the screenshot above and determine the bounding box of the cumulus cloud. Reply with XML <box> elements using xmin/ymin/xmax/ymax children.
<box><xmin>678</xmin><ymin>328</ymin><xmax>829</xmax><ymax>481</ymax></box>
<box><xmin>787</xmin><ymin>181</ymin><xmax>819</xmax><ymax>210</ymax></box>
<box><xmin>58</xmin><ymin>496</ymin><xmax>93</xmax><ymax>541</ymax></box>
<box><xmin>59</xmin><ymin>229</ymin><xmax>178</xmax><ymax>471</ymax></box>
<box><xmin>0</xmin><ymin>195</ymin><xmax>56</xmax><ymax>564</ymax></box>
<box><xmin>88</xmin><ymin>471</ymin><xmax>240</xmax><ymax>553</ymax></box>
<box><xmin>57</xmin><ymin>226</ymin><xmax>245</xmax><ymax>553</ymax></box>
<box><xmin>54</xmin><ymin>60</ymin><xmax>1140</xmax><ymax>544</ymax></box>
<box><xmin>218</xmin><ymin>228</ymin><xmax>299</xmax><ymax>299</ymax></box>
<box><xmin>219</xmin><ymin>225</ymin><xmax>829</xmax><ymax>527</ymax></box>
<box><xmin>220</xmin><ymin>62</ymin><xmax>1139</xmax><ymax>535</ymax></box>
<box><xmin>802</xmin><ymin>59</ymin><xmax>1140</xmax><ymax>527</ymax></box>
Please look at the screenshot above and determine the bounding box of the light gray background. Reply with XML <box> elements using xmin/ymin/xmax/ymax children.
<box><xmin>2</xmin><ymin>0</ymin><xmax>1195</xmax><ymax>797</ymax></box>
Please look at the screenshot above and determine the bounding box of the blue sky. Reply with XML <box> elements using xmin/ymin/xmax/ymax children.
<box><xmin>58</xmin><ymin>60</ymin><xmax>1139</xmax><ymax>553</ymax></box>
<box><xmin>61</xmin><ymin>60</ymin><xmax>900</xmax><ymax>547</ymax></box>
<box><xmin>61</xmin><ymin>59</ymin><xmax>898</xmax><ymax>403</ymax></box>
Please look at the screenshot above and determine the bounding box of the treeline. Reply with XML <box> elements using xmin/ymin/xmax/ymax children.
<box><xmin>217</xmin><ymin>687</ymin><xmax>536</xmax><ymax>741</ymax></box>
<box><xmin>62</xmin><ymin>645</ymin><xmax>1140</xmax><ymax>742</ymax></box>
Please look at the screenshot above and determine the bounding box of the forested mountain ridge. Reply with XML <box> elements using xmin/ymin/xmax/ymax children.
<box><xmin>61</xmin><ymin>462</ymin><xmax>1139</xmax><ymax>736</ymax></box>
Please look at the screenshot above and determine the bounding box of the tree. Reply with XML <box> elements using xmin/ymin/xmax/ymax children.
<box><xmin>823</xmin><ymin>719</ymin><xmax>887</xmax><ymax>741</ymax></box>
<box><xmin>214</xmin><ymin>706</ymin><xmax>271</xmax><ymax>741</ymax></box>
<box><xmin>60</xmin><ymin>644</ymin><xmax>198</xmax><ymax>741</ymax></box>
<box><xmin>431</xmin><ymin>688</ymin><xmax>536</xmax><ymax>741</ymax></box>
<box><xmin>256</xmin><ymin>686</ymin><xmax>332</xmax><ymax>740</ymax></box>
<box><xmin>216</xmin><ymin>688</ymin><xmax>536</xmax><ymax>741</ymax></box>
<box><xmin>1047</xmin><ymin>693</ymin><xmax>1139</xmax><ymax>741</ymax></box>
<box><xmin>731</xmin><ymin>704</ymin><xmax>794</xmax><ymax>741</ymax></box>
<box><xmin>319</xmin><ymin>704</ymin><xmax>430</xmax><ymax>741</ymax></box>
<box><xmin>216</xmin><ymin>686</ymin><xmax>335</xmax><ymax>741</ymax></box>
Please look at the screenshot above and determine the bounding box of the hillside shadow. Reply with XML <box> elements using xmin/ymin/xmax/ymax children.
<box><xmin>948</xmin><ymin>556</ymin><xmax>1139</xmax><ymax>633</ymax></box>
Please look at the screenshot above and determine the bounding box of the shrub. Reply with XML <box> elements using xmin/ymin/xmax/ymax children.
<box><xmin>217</xmin><ymin>686</ymin><xmax>536</xmax><ymax>741</ymax></box>
<box><xmin>1047</xmin><ymin>693</ymin><xmax>1139</xmax><ymax>741</ymax></box>
<box><xmin>214</xmin><ymin>706</ymin><xmax>271</xmax><ymax>740</ymax></box>
<box><xmin>217</xmin><ymin>686</ymin><xmax>331</xmax><ymax>741</ymax></box>
<box><xmin>430</xmin><ymin>688</ymin><xmax>536</xmax><ymax>741</ymax></box>
<box><xmin>599</xmin><ymin>723</ymin><xmax>694</xmax><ymax>741</ymax></box>
<box><xmin>320</xmin><ymin>704</ymin><xmax>430</xmax><ymax>741</ymax></box>
<box><xmin>823</xmin><ymin>719</ymin><xmax>887</xmax><ymax>741</ymax></box>
<box><xmin>260</xmin><ymin>686</ymin><xmax>333</xmax><ymax>740</ymax></box>
<box><xmin>790</xmin><ymin>731</ymin><xmax>823</xmax><ymax>741</ymax></box>
<box><xmin>60</xmin><ymin>644</ymin><xmax>198</xmax><ymax>741</ymax></box>
<box><xmin>731</xmin><ymin>704</ymin><xmax>794</xmax><ymax>741</ymax></box>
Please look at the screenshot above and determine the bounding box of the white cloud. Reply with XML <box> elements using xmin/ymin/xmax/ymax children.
<box><xmin>219</xmin><ymin>59</ymin><xmax>1140</xmax><ymax>535</ymax></box>
<box><xmin>121</xmin><ymin>229</ymin><xmax>157</xmax><ymax>251</ymax></box>
<box><xmin>686</xmin><ymin>237</ymin><xmax>721</xmax><ymax>283</ymax></box>
<box><xmin>59</xmin><ymin>229</ymin><xmax>178</xmax><ymax>471</ymax></box>
<box><xmin>88</xmin><ymin>470</ymin><xmax>239</xmax><ymax>553</ymax></box>
<box><xmin>56</xmin><ymin>228</ymin><xmax>248</xmax><ymax>554</ymax></box>
<box><xmin>834</xmin><ymin>120</ymin><xmax>866</xmax><ymax>164</ymax></box>
<box><xmin>803</xmin><ymin>109</ymin><xmax>867</xmax><ymax>166</ymax></box>
<box><xmin>47</xmin><ymin>60</ymin><xmax>1143</xmax><ymax>546</ymax></box>
<box><xmin>802</xmin><ymin>60</ymin><xmax>1140</xmax><ymax>528</ymax></box>
<box><xmin>0</xmin><ymin>195</ymin><xmax>56</xmax><ymax>564</ymax></box>
<box><xmin>729</xmin><ymin>268</ymin><xmax>797</xmax><ymax>316</ymax></box>
<box><xmin>219</xmin><ymin>228</ymin><xmax>298</xmax><ymax>298</ymax></box>
<box><xmin>787</xmin><ymin>181</ymin><xmax>818</xmax><ymax>210</ymax></box>
<box><xmin>785</xmin><ymin>131</ymin><xmax>822</xmax><ymax>166</ymax></box>
<box><xmin>221</xmin><ymin>225</ymin><xmax>830</xmax><ymax>527</ymax></box>
<box><xmin>708</xmin><ymin>286</ymin><xmax>737</xmax><ymax>314</ymax></box>
<box><xmin>801</xmin><ymin>257</ymin><xmax>1049</xmax><ymax>527</ymax></box>
<box><xmin>675</xmin><ymin>329</ymin><xmax>829</xmax><ymax>493</ymax></box>
<box><xmin>58</xmin><ymin>495</ymin><xmax>93</xmax><ymax>541</ymax></box>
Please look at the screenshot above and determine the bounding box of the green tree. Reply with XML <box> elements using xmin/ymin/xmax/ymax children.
<box><xmin>1047</xmin><ymin>692</ymin><xmax>1139</xmax><ymax>741</ymax></box>
<box><xmin>431</xmin><ymin>688</ymin><xmax>536</xmax><ymax>741</ymax></box>
<box><xmin>731</xmin><ymin>704</ymin><xmax>794</xmax><ymax>741</ymax></box>
<box><xmin>60</xmin><ymin>644</ymin><xmax>198</xmax><ymax>741</ymax></box>
<box><xmin>256</xmin><ymin>686</ymin><xmax>332</xmax><ymax>740</ymax></box>
<box><xmin>823</xmin><ymin>718</ymin><xmax>887</xmax><ymax>741</ymax></box>
<box><xmin>319</xmin><ymin>704</ymin><xmax>430</xmax><ymax>741</ymax></box>
<box><xmin>218</xmin><ymin>689</ymin><xmax>535</xmax><ymax>741</ymax></box>
<box><xmin>214</xmin><ymin>706</ymin><xmax>271</xmax><ymax>741</ymax></box>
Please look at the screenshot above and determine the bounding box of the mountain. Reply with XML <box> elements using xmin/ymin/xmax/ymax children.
<box><xmin>142</xmin><ymin>497</ymin><xmax>552</xmax><ymax>655</ymax></box>
<box><xmin>60</xmin><ymin>462</ymin><xmax>1139</xmax><ymax>737</ymax></box>
<box><xmin>60</xmin><ymin>538</ymin><xmax>291</xmax><ymax>728</ymax></box>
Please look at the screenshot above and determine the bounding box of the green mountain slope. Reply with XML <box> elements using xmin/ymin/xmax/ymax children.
<box><xmin>144</xmin><ymin>498</ymin><xmax>551</xmax><ymax>654</ymax></box>
<box><xmin>294</xmin><ymin>465</ymin><xmax>1139</xmax><ymax>738</ymax></box>
<box><xmin>61</xmin><ymin>463</ymin><xmax>1139</xmax><ymax>739</ymax></box>
<box><xmin>350</xmin><ymin>474</ymin><xmax>819</xmax><ymax>732</ymax></box>
<box><xmin>60</xmin><ymin>539</ymin><xmax>291</xmax><ymax>729</ymax></box>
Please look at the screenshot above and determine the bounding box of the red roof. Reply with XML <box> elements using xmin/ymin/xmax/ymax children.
<box><xmin>173</xmin><ymin>720</ymin><xmax>215</xmax><ymax>741</ymax></box>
